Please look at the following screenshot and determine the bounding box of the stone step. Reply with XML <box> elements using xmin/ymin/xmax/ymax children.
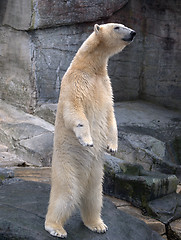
<box><xmin>103</xmin><ymin>154</ymin><xmax>181</xmax><ymax>234</ymax></box>
<box><xmin>104</xmin><ymin>154</ymin><xmax>179</xmax><ymax>206</ymax></box>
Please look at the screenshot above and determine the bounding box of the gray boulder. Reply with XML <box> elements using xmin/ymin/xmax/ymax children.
<box><xmin>148</xmin><ymin>193</ymin><xmax>181</xmax><ymax>224</ymax></box>
<box><xmin>34</xmin><ymin>103</ymin><xmax>57</xmax><ymax>125</ymax></box>
<box><xmin>0</xmin><ymin>100</ymin><xmax>54</xmax><ymax>166</ymax></box>
<box><xmin>0</xmin><ymin>180</ymin><xmax>163</xmax><ymax>240</ymax></box>
<box><xmin>115</xmin><ymin>101</ymin><xmax>181</xmax><ymax>178</ymax></box>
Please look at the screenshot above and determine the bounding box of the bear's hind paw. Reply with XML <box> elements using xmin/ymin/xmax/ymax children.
<box><xmin>45</xmin><ymin>224</ymin><xmax>67</xmax><ymax>238</ymax></box>
<box><xmin>85</xmin><ymin>221</ymin><xmax>108</xmax><ymax>233</ymax></box>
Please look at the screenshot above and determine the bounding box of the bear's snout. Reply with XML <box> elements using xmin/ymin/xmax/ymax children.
<box><xmin>130</xmin><ymin>31</ymin><xmax>136</xmax><ymax>39</ymax></box>
<box><xmin>122</xmin><ymin>30</ymin><xmax>136</xmax><ymax>42</ymax></box>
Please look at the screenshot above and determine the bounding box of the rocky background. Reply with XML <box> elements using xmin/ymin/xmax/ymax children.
<box><xmin>0</xmin><ymin>0</ymin><xmax>180</xmax><ymax>112</ymax></box>
<box><xmin>0</xmin><ymin>1</ymin><xmax>181</xmax><ymax>240</ymax></box>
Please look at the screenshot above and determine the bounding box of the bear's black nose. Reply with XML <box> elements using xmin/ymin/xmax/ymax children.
<box><xmin>130</xmin><ymin>31</ymin><xmax>136</xmax><ymax>37</ymax></box>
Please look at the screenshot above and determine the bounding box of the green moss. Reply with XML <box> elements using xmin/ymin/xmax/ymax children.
<box><xmin>141</xmin><ymin>195</ymin><xmax>149</xmax><ymax>209</ymax></box>
<box><xmin>124</xmin><ymin>183</ymin><xmax>134</xmax><ymax>197</ymax></box>
<box><xmin>120</xmin><ymin>164</ymin><xmax>143</xmax><ymax>176</ymax></box>
<box><xmin>0</xmin><ymin>175</ymin><xmax>5</xmax><ymax>181</ymax></box>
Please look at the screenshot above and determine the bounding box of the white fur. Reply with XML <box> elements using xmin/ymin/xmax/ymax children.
<box><xmin>45</xmin><ymin>23</ymin><xmax>135</xmax><ymax>238</ymax></box>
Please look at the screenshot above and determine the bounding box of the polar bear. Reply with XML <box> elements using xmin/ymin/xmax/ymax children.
<box><xmin>45</xmin><ymin>23</ymin><xmax>136</xmax><ymax>238</ymax></box>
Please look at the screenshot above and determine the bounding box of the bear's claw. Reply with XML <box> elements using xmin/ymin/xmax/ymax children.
<box><xmin>107</xmin><ymin>145</ymin><xmax>117</xmax><ymax>153</ymax></box>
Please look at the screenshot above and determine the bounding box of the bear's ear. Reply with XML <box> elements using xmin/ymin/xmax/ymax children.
<box><xmin>94</xmin><ymin>24</ymin><xmax>100</xmax><ymax>34</ymax></box>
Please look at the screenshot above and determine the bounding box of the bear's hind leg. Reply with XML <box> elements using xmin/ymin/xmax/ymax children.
<box><xmin>45</xmin><ymin>176</ymin><xmax>79</xmax><ymax>238</ymax></box>
<box><xmin>80</xmin><ymin>162</ymin><xmax>108</xmax><ymax>233</ymax></box>
<box><xmin>45</xmin><ymin>192</ymin><xmax>73</xmax><ymax>238</ymax></box>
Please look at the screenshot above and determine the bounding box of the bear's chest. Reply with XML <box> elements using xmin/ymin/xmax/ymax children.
<box><xmin>85</xmin><ymin>76</ymin><xmax>111</xmax><ymax>108</ymax></box>
<box><xmin>83</xmin><ymin>77</ymin><xmax>112</xmax><ymax>131</ymax></box>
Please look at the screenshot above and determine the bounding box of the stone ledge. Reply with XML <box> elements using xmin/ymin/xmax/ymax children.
<box><xmin>104</xmin><ymin>154</ymin><xmax>179</xmax><ymax>208</ymax></box>
<box><xmin>0</xmin><ymin>180</ymin><xmax>163</xmax><ymax>240</ymax></box>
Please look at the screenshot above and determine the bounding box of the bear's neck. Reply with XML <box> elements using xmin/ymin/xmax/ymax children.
<box><xmin>71</xmin><ymin>33</ymin><xmax>111</xmax><ymax>76</ymax></box>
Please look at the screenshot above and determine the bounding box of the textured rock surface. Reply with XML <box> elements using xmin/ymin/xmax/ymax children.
<box><xmin>0</xmin><ymin>144</ymin><xmax>25</xmax><ymax>168</ymax></box>
<box><xmin>107</xmin><ymin>196</ymin><xmax>166</xmax><ymax>237</ymax></box>
<box><xmin>11</xmin><ymin>167</ymin><xmax>181</xmax><ymax>240</ymax></box>
<box><xmin>168</xmin><ymin>219</ymin><xmax>181</xmax><ymax>240</ymax></box>
<box><xmin>34</xmin><ymin>103</ymin><xmax>57</xmax><ymax>124</ymax></box>
<box><xmin>0</xmin><ymin>151</ymin><xmax>25</xmax><ymax>167</ymax></box>
<box><xmin>1</xmin><ymin>99</ymin><xmax>181</xmax><ymax>174</ymax></box>
<box><xmin>114</xmin><ymin>101</ymin><xmax>181</xmax><ymax>178</ymax></box>
<box><xmin>0</xmin><ymin>100</ymin><xmax>54</xmax><ymax>166</ymax></box>
<box><xmin>104</xmin><ymin>154</ymin><xmax>179</xmax><ymax>208</ymax></box>
<box><xmin>2</xmin><ymin>0</ymin><xmax>32</xmax><ymax>30</ymax></box>
<box><xmin>30</xmin><ymin>24</ymin><xmax>93</xmax><ymax>105</ymax></box>
<box><xmin>1</xmin><ymin>0</ymin><xmax>128</xmax><ymax>30</ymax></box>
<box><xmin>35</xmin><ymin>101</ymin><xmax>181</xmax><ymax>178</ymax></box>
<box><xmin>148</xmin><ymin>193</ymin><xmax>181</xmax><ymax>224</ymax></box>
<box><xmin>108</xmin><ymin>0</ymin><xmax>181</xmax><ymax>108</ymax></box>
<box><xmin>0</xmin><ymin>168</ymin><xmax>14</xmax><ymax>184</ymax></box>
<box><xmin>0</xmin><ymin>26</ymin><xmax>36</xmax><ymax>112</ymax></box>
<box><xmin>0</xmin><ymin>0</ymin><xmax>180</xmax><ymax>111</ymax></box>
<box><xmin>0</xmin><ymin>180</ymin><xmax>164</xmax><ymax>240</ymax></box>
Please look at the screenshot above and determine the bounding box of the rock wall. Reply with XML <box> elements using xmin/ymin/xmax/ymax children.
<box><xmin>0</xmin><ymin>0</ymin><xmax>180</xmax><ymax>112</ymax></box>
<box><xmin>108</xmin><ymin>0</ymin><xmax>181</xmax><ymax>106</ymax></box>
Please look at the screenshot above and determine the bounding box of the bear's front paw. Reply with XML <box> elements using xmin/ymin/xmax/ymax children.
<box><xmin>74</xmin><ymin>124</ymin><xmax>93</xmax><ymax>147</ymax></box>
<box><xmin>78</xmin><ymin>136</ymin><xmax>94</xmax><ymax>147</ymax></box>
<box><xmin>107</xmin><ymin>143</ymin><xmax>117</xmax><ymax>153</ymax></box>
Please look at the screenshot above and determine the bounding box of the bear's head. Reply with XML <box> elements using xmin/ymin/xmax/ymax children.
<box><xmin>94</xmin><ymin>23</ymin><xmax>136</xmax><ymax>56</ymax></box>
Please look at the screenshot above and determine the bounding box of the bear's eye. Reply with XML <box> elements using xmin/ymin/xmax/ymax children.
<box><xmin>114</xmin><ymin>26</ymin><xmax>120</xmax><ymax>30</ymax></box>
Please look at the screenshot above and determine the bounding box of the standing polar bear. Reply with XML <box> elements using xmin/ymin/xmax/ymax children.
<box><xmin>45</xmin><ymin>23</ymin><xmax>136</xmax><ymax>238</ymax></box>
